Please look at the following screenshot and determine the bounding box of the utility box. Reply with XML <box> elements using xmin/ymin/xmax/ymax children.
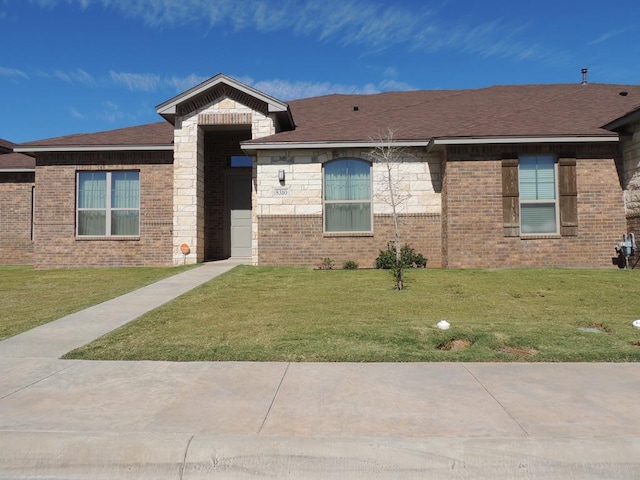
<box><xmin>612</xmin><ymin>233</ymin><xmax>637</xmax><ymax>269</ymax></box>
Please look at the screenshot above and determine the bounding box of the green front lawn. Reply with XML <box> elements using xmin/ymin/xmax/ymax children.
<box><xmin>64</xmin><ymin>266</ymin><xmax>640</xmax><ymax>362</ymax></box>
<box><xmin>0</xmin><ymin>265</ymin><xmax>193</xmax><ymax>340</ymax></box>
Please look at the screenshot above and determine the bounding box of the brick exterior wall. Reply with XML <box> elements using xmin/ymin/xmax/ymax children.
<box><xmin>0</xmin><ymin>172</ymin><xmax>34</xmax><ymax>265</ymax></box>
<box><xmin>34</xmin><ymin>152</ymin><xmax>173</xmax><ymax>268</ymax></box>
<box><xmin>443</xmin><ymin>144</ymin><xmax>626</xmax><ymax>268</ymax></box>
<box><xmin>258</xmin><ymin>213</ymin><xmax>441</xmax><ymax>268</ymax></box>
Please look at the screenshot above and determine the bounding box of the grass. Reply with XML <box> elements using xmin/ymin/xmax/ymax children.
<box><xmin>0</xmin><ymin>265</ymin><xmax>193</xmax><ymax>340</ymax></box>
<box><xmin>64</xmin><ymin>266</ymin><xmax>640</xmax><ymax>362</ymax></box>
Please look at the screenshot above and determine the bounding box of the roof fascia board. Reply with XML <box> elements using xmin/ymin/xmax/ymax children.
<box><xmin>431</xmin><ymin>136</ymin><xmax>618</xmax><ymax>146</ymax></box>
<box><xmin>243</xmin><ymin>135</ymin><xmax>619</xmax><ymax>151</ymax></box>
<box><xmin>242</xmin><ymin>140</ymin><xmax>433</xmax><ymax>150</ymax></box>
<box><xmin>0</xmin><ymin>168</ymin><xmax>35</xmax><ymax>172</ymax></box>
<box><xmin>15</xmin><ymin>145</ymin><xmax>173</xmax><ymax>153</ymax></box>
<box><xmin>603</xmin><ymin>109</ymin><xmax>640</xmax><ymax>132</ymax></box>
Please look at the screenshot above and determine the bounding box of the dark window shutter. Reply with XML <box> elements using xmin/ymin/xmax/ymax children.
<box><xmin>558</xmin><ymin>158</ymin><xmax>578</xmax><ymax>236</ymax></box>
<box><xmin>502</xmin><ymin>159</ymin><xmax>520</xmax><ymax>237</ymax></box>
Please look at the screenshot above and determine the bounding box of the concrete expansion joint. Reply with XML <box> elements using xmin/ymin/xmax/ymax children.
<box><xmin>259</xmin><ymin>362</ymin><xmax>290</xmax><ymax>434</ymax></box>
<box><xmin>461</xmin><ymin>364</ymin><xmax>530</xmax><ymax>436</ymax></box>
<box><xmin>179</xmin><ymin>434</ymin><xmax>195</xmax><ymax>480</ymax></box>
<box><xmin>0</xmin><ymin>361</ymin><xmax>79</xmax><ymax>401</ymax></box>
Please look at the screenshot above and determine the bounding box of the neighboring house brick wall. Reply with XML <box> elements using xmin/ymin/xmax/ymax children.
<box><xmin>443</xmin><ymin>144</ymin><xmax>625</xmax><ymax>268</ymax></box>
<box><xmin>256</xmin><ymin>147</ymin><xmax>442</xmax><ymax>267</ymax></box>
<box><xmin>0</xmin><ymin>172</ymin><xmax>34</xmax><ymax>264</ymax></box>
<box><xmin>34</xmin><ymin>152</ymin><xmax>173</xmax><ymax>268</ymax></box>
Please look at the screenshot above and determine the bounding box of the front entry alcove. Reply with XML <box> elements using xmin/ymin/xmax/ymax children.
<box><xmin>203</xmin><ymin>127</ymin><xmax>253</xmax><ymax>260</ymax></box>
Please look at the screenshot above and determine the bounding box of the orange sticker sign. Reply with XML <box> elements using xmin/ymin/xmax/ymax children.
<box><xmin>180</xmin><ymin>243</ymin><xmax>190</xmax><ymax>255</ymax></box>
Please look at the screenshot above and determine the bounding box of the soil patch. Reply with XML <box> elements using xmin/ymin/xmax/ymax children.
<box><xmin>438</xmin><ymin>339</ymin><xmax>472</xmax><ymax>351</ymax></box>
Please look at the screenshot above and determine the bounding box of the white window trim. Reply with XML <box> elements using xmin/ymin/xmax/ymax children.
<box><xmin>323</xmin><ymin>159</ymin><xmax>374</xmax><ymax>234</ymax></box>
<box><xmin>76</xmin><ymin>170</ymin><xmax>140</xmax><ymax>238</ymax></box>
<box><xmin>519</xmin><ymin>156</ymin><xmax>560</xmax><ymax>236</ymax></box>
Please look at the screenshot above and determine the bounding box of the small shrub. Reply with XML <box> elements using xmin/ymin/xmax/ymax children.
<box><xmin>342</xmin><ymin>260</ymin><xmax>358</xmax><ymax>270</ymax></box>
<box><xmin>319</xmin><ymin>257</ymin><xmax>334</xmax><ymax>270</ymax></box>
<box><xmin>375</xmin><ymin>243</ymin><xmax>427</xmax><ymax>269</ymax></box>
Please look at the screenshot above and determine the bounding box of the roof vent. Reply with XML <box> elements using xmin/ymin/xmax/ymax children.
<box><xmin>353</xmin><ymin>106</ymin><xmax>359</xmax><ymax>111</ymax></box>
<box><xmin>581</xmin><ymin>68</ymin><xmax>588</xmax><ymax>85</ymax></box>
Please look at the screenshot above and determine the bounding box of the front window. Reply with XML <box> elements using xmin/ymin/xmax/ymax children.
<box><xmin>324</xmin><ymin>159</ymin><xmax>371</xmax><ymax>232</ymax></box>
<box><xmin>77</xmin><ymin>171</ymin><xmax>140</xmax><ymax>236</ymax></box>
<box><xmin>519</xmin><ymin>155</ymin><xmax>557</xmax><ymax>234</ymax></box>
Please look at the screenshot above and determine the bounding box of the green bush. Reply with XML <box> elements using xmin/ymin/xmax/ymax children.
<box><xmin>375</xmin><ymin>243</ymin><xmax>427</xmax><ymax>269</ymax></box>
<box><xmin>342</xmin><ymin>260</ymin><xmax>358</xmax><ymax>270</ymax></box>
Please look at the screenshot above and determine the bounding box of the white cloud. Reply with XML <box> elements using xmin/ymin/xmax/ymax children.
<box><xmin>165</xmin><ymin>74</ymin><xmax>208</xmax><ymax>93</ymax></box>
<box><xmin>109</xmin><ymin>71</ymin><xmax>161</xmax><ymax>91</ymax></box>
<box><xmin>0</xmin><ymin>66</ymin><xmax>28</xmax><ymax>80</ymax></box>
<box><xmin>250</xmin><ymin>78</ymin><xmax>379</xmax><ymax>100</ymax></box>
<box><xmin>98</xmin><ymin>100</ymin><xmax>124</xmax><ymax>122</ymax></box>
<box><xmin>69</xmin><ymin>107</ymin><xmax>84</xmax><ymax>119</ymax></box>
<box><xmin>589</xmin><ymin>28</ymin><xmax>631</xmax><ymax>46</ymax></box>
<box><xmin>53</xmin><ymin>68</ymin><xmax>95</xmax><ymax>85</ymax></box>
<box><xmin>379</xmin><ymin>79</ymin><xmax>414</xmax><ymax>91</ymax></box>
<box><xmin>27</xmin><ymin>0</ymin><xmax>555</xmax><ymax>63</ymax></box>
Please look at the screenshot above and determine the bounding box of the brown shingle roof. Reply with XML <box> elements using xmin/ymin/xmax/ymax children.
<box><xmin>13</xmin><ymin>83</ymin><xmax>640</xmax><ymax>151</ymax></box>
<box><xmin>0</xmin><ymin>137</ymin><xmax>15</xmax><ymax>152</ymax></box>
<box><xmin>0</xmin><ymin>138</ymin><xmax>35</xmax><ymax>170</ymax></box>
<box><xmin>251</xmin><ymin>83</ymin><xmax>640</xmax><ymax>144</ymax></box>
<box><xmin>0</xmin><ymin>152</ymin><xmax>35</xmax><ymax>170</ymax></box>
<box><xmin>18</xmin><ymin>122</ymin><xmax>174</xmax><ymax>148</ymax></box>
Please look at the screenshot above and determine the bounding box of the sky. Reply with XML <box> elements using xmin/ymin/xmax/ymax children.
<box><xmin>1</xmin><ymin>0</ymin><xmax>639</xmax><ymax>143</ymax></box>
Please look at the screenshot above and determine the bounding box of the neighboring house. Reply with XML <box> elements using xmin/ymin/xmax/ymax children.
<box><xmin>0</xmin><ymin>138</ymin><xmax>35</xmax><ymax>265</ymax></box>
<box><xmin>6</xmin><ymin>73</ymin><xmax>640</xmax><ymax>268</ymax></box>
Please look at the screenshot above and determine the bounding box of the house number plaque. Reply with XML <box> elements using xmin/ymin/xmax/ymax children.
<box><xmin>273</xmin><ymin>188</ymin><xmax>290</xmax><ymax>197</ymax></box>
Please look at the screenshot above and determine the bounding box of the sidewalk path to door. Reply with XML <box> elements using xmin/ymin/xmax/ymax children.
<box><xmin>1</xmin><ymin>260</ymin><xmax>640</xmax><ymax>479</ymax></box>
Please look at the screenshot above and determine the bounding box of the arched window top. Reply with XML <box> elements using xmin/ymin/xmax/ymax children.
<box><xmin>324</xmin><ymin>159</ymin><xmax>371</xmax><ymax>201</ymax></box>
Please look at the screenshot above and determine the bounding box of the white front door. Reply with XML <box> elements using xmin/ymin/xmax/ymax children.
<box><xmin>228</xmin><ymin>175</ymin><xmax>252</xmax><ymax>257</ymax></box>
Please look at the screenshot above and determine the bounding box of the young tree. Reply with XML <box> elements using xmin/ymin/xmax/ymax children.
<box><xmin>369</xmin><ymin>129</ymin><xmax>413</xmax><ymax>290</ymax></box>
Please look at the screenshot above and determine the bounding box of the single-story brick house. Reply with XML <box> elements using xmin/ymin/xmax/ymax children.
<box><xmin>0</xmin><ymin>138</ymin><xmax>35</xmax><ymax>264</ymax></box>
<box><xmin>5</xmin><ymin>73</ymin><xmax>640</xmax><ymax>268</ymax></box>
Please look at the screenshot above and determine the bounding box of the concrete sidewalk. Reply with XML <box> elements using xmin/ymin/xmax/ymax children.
<box><xmin>0</xmin><ymin>259</ymin><xmax>244</xmax><ymax>359</ymax></box>
<box><xmin>1</xmin><ymin>261</ymin><xmax>640</xmax><ymax>478</ymax></box>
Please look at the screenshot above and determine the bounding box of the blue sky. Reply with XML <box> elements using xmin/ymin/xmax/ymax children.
<box><xmin>2</xmin><ymin>0</ymin><xmax>639</xmax><ymax>143</ymax></box>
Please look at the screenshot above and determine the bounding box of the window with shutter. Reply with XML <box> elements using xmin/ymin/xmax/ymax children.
<box><xmin>519</xmin><ymin>155</ymin><xmax>558</xmax><ymax>235</ymax></box>
<box><xmin>503</xmin><ymin>156</ymin><xmax>578</xmax><ymax>238</ymax></box>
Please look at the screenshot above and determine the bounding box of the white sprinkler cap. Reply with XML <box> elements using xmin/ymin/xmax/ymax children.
<box><xmin>632</xmin><ymin>319</ymin><xmax>640</xmax><ymax>329</ymax></box>
<box><xmin>437</xmin><ymin>320</ymin><xmax>450</xmax><ymax>330</ymax></box>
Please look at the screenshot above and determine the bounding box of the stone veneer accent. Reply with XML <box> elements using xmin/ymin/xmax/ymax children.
<box><xmin>620</xmin><ymin>123</ymin><xmax>640</xmax><ymax>238</ymax></box>
<box><xmin>34</xmin><ymin>152</ymin><xmax>173</xmax><ymax>268</ymax></box>
<box><xmin>0</xmin><ymin>172</ymin><xmax>34</xmax><ymax>265</ymax></box>
<box><xmin>255</xmin><ymin>147</ymin><xmax>442</xmax><ymax>267</ymax></box>
<box><xmin>442</xmin><ymin>144</ymin><xmax>626</xmax><ymax>268</ymax></box>
<box><xmin>172</xmin><ymin>96</ymin><xmax>276</xmax><ymax>266</ymax></box>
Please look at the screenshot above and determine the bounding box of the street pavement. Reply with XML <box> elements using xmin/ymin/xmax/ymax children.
<box><xmin>1</xmin><ymin>260</ymin><xmax>639</xmax><ymax>479</ymax></box>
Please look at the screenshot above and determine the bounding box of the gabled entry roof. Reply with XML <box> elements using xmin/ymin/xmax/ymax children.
<box><xmin>156</xmin><ymin>73</ymin><xmax>294</xmax><ymax>130</ymax></box>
